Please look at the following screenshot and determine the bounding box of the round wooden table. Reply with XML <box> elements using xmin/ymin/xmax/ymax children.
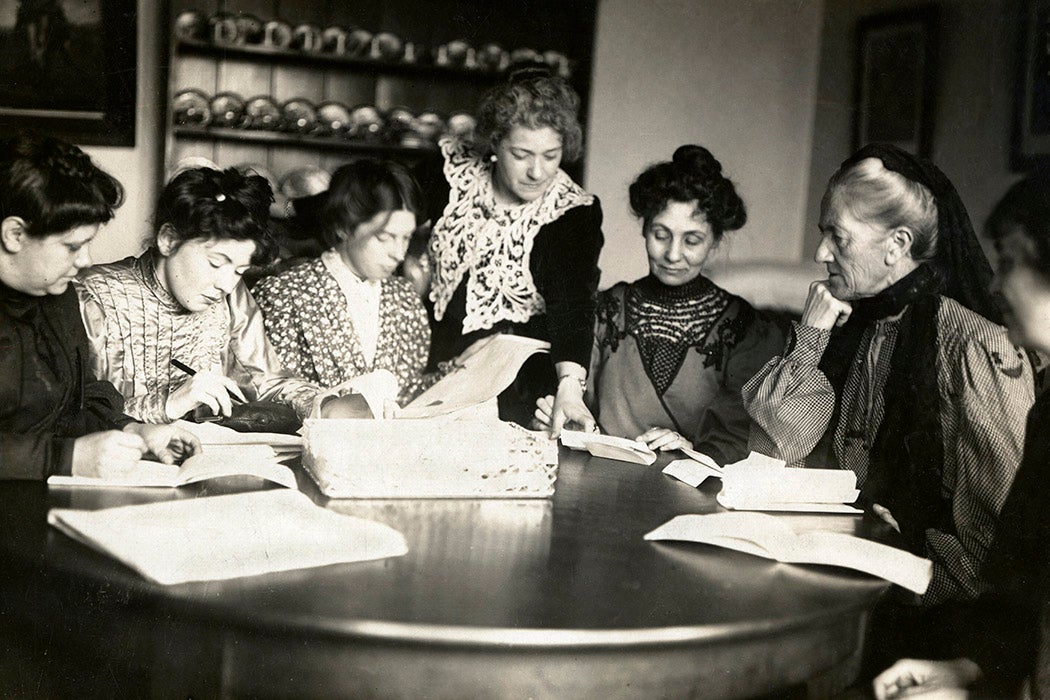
<box><xmin>0</xmin><ymin>449</ymin><xmax>892</xmax><ymax>698</ymax></box>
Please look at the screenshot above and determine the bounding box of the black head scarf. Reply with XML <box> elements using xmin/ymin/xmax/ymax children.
<box><xmin>841</xmin><ymin>143</ymin><xmax>1003</xmax><ymax>326</ymax></box>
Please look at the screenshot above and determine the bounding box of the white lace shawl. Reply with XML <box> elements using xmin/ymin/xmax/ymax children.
<box><xmin>428</xmin><ymin>137</ymin><xmax>594</xmax><ymax>334</ymax></box>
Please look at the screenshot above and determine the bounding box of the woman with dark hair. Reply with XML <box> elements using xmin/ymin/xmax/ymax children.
<box><xmin>420</xmin><ymin>63</ymin><xmax>604</xmax><ymax>432</ymax></box>
<box><xmin>253</xmin><ymin>159</ymin><xmax>435</xmax><ymax>405</ymax></box>
<box><xmin>743</xmin><ymin>145</ymin><xmax>1034</xmax><ymax>607</ymax></box>
<box><xmin>873</xmin><ymin>173</ymin><xmax>1050</xmax><ymax>699</ymax></box>
<box><xmin>533</xmin><ymin>145</ymin><xmax>782</xmax><ymax>462</ymax></box>
<box><xmin>0</xmin><ymin>133</ymin><xmax>197</xmax><ymax>480</ymax></box>
<box><xmin>76</xmin><ymin>167</ymin><xmax>321</xmax><ymax>423</ymax></box>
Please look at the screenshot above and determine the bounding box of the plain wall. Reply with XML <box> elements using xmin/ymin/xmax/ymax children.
<box><xmin>81</xmin><ymin>0</ymin><xmax>166</xmax><ymax>264</ymax></box>
<box><xmin>586</xmin><ymin>0</ymin><xmax>826</xmax><ymax>286</ymax></box>
<box><xmin>804</xmin><ymin>0</ymin><xmax>1025</xmax><ymax>262</ymax></box>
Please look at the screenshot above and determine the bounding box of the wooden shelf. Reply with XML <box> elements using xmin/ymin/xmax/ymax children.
<box><xmin>176</xmin><ymin>39</ymin><xmax>504</xmax><ymax>84</ymax></box>
<box><xmin>173</xmin><ymin>125</ymin><xmax>439</xmax><ymax>156</ymax></box>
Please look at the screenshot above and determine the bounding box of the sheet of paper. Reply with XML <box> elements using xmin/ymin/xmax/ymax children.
<box><xmin>724</xmin><ymin>451</ymin><xmax>786</xmax><ymax>469</ymax></box>
<box><xmin>399</xmin><ymin>335</ymin><xmax>549</xmax><ymax>419</ymax></box>
<box><xmin>678</xmin><ymin>447</ymin><xmax>722</xmax><ymax>473</ymax></box>
<box><xmin>716</xmin><ymin>492</ymin><xmax>863</xmax><ymax>514</ymax></box>
<box><xmin>663</xmin><ymin>459</ymin><xmax>719</xmax><ymax>488</ymax></box>
<box><xmin>720</xmin><ymin>466</ymin><xmax>859</xmax><ymax>505</ymax></box>
<box><xmin>48</xmin><ymin>490</ymin><xmax>408</xmax><ymax>585</ymax></box>
<box><xmin>560</xmin><ymin>430</ymin><xmax>657</xmax><ymax>465</ymax></box>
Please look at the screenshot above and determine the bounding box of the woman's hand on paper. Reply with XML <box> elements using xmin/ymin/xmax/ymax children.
<box><xmin>71</xmin><ymin>430</ymin><xmax>149</xmax><ymax>478</ymax></box>
<box><xmin>165</xmin><ymin>370</ymin><xmax>247</xmax><ymax>420</ymax></box>
<box><xmin>123</xmin><ymin>423</ymin><xmax>201</xmax><ymax>465</ymax></box>
<box><xmin>549</xmin><ymin>378</ymin><xmax>596</xmax><ymax>438</ymax></box>
<box><xmin>801</xmin><ymin>280</ymin><xmax>853</xmax><ymax>330</ymax></box>
<box><xmin>636</xmin><ymin>427</ymin><xmax>691</xmax><ymax>452</ymax></box>
<box><xmin>873</xmin><ymin>658</ymin><xmax>980</xmax><ymax>699</ymax></box>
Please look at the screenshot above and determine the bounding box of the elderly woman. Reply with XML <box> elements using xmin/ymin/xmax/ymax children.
<box><xmin>253</xmin><ymin>159</ymin><xmax>434</xmax><ymax>406</ymax></box>
<box><xmin>419</xmin><ymin>63</ymin><xmax>604</xmax><ymax>432</ymax></box>
<box><xmin>742</xmin><ymin>144</ymin><xmax>1034</xmax><ymax>606</ymax></box>
<box><xmin>873</xmin><ymin>174</ymin><xmax>1050</xmax><ymax>699</ymax></box>
<box><xmin>0</xmin><ymin>134</ymin><xmax>197</xmax><ymax>479</ymax></box>
<box><xmin>535</xmin><ymin>145</ymin><xmax>782</xmax><ymax>463</ymax></box>
<box><xmin>76</xmin><ymin>167</ymin><xmax>321</xmax><ymax>424</ymax></box>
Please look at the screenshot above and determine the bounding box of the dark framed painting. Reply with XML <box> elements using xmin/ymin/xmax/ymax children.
<box><xmin>0</xmin><ymin>0</ymin><xmax>137</xmax><ymax>146</ymax></box>
<box><xmin>1013</xmin><ymin>0</ymin><xmax>1050</xmax><ymax>170</ymax></box>
<box><xmin>853</xmin><ymin>7</ymin><xmax>938</xmax><ymax>157</ymax></box>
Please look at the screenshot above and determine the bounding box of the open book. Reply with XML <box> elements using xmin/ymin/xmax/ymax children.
<box><xmin>48</xmin><ymin>490</ymin><xmax>408</xmax><ymax>585</ymax></box>
<box><xmin>560</xmin><ymin>430</ymin><xmax>657</xmax><ymax>465</ymax></box>
<box><xmin>173</xmin><ymin>419</ymin><xmax>302</xmax><ymax>458</ymax></box>
<box><xmin>645</xmin><ymin>512</ymin><xmax>931</xmax><ymax>594</ymax></box>
<box><xmin>47</xmin><ymin>444</ymin><xmax>296</xmax><ymax>489</ymax></box>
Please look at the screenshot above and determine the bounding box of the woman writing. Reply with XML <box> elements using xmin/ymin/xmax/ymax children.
<box><xmin>0</xmin><ymin>134</ymin><xmax>197</xmax><ymax>479</ymax></box>
<box><xmin>421</xmin><ymin>63</ymin><xmax>604</xmax><ymax>432</ymax></box>
<box><xmin>253</xmin><ymin>159</ymin><xmax>434</xmax><ymax>406</ymax></box>
<box><xmin>76</xmin><ymin>167</ymin><xmax>321</xmax><ymax>424</ymax></box>
<box><xmin>535</xmin><ymin>145</ymin><xmax>782</xmax><ymax>462</ymax></box>
<box><xmin>873</xmin><ymin>174</ymin><xmax>1050</xmax><ymax>698</ymax></box>
<box><xmin>742</xmin><ymin>144</ymin><xmax>1033</xmax><ymax>606</ymax></box>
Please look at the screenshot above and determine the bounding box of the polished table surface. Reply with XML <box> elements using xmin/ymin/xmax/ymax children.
<box><xmin>0</xmin><ymin>449</ymin><xmax>895</xmax><ymax>698</ymax></box>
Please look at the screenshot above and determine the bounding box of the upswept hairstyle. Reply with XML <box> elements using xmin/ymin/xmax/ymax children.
<box><xmin>628</xmin><ymin>144</ymin><xmax>746</xmax><ymax>240</ymax></box>
<box><xmin>153</xmin><ymin>167</ymin><xmax>277</xmax><ymax>265</ymax></box>
<box><xmin>0</xmin><ymin>133</ymin><xmax>124</xmax><ymax>237</ymax></box>
<box><xmin>319</xmin><ymin>158</ymin><xmax>423</xmax><ymax>248</ymax></box>
<box><xmin>474</xmin><ymin>63</ymin><xmax>583</xmax><ymax>163</ymax></box>
<box><xmin>824</xmin><ymin>156</ymin><xmax>939</xmax><ymax>262</ymax></box>
<box><xmin>986</xmin><ymin>173</ymin><xmax>1050</xmax><ymax>283</ymax></box>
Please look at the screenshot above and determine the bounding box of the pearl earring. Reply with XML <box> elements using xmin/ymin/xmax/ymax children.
<box><xmin>489</xmin><ymin>154</ymin><xmax>497</xmax><ymax>163</ymax></box>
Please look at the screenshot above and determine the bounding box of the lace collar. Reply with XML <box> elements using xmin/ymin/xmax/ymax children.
<box><xmin>136</xmin><ymin>249</ymin><xmax>188</xmax><ymax>314</ymax></box>
<box><xmin>428</xmin><ymin>137</ymin><xmax>594</xmax><ymax>333</ymax></box>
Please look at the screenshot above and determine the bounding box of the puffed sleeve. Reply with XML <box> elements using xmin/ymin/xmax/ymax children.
<box><xmin>920</xmin><ymin>332</ymin><xmax>1033</xmax><ymax>605</ymax></box>
<box><xmin>694</xmin><ymin>311</ymin><xmax>786</xmax><ymax>464</ymax></box>
<box><xmin>226</xmin><ymin>282</ymin><xmax>322</xmax><ymax>419</ymax></box>
<box><xmin>539</xmin><ymin>200</ymin><xmax>604</xmax><ymax>368</ymax></box>
<box><xmin>741</xmin><ymin>322</ymin><xmax>837</xmax><ymax>465</ymax></box>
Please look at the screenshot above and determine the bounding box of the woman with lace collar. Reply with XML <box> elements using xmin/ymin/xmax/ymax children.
<box><xmin>532</xmin><ymin>145</ymin><xmax>783</xmax><ymax>464</ymax></box>
<box><xmin>742</xmin><ymin>145</ymin><xmax>1034</xmax><ymax>610</ymax></box>
<box><xmin>75</xmin><ymin>167</ymin><xmax>321</xmax><ymax>425</ymax></box>
<box><xmin>420</xmin><ymin>62</ymin><xmax>604</xmax><ymax>433</ymax></box>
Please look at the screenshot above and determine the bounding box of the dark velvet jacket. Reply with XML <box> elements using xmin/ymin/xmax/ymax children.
<box><xmin>0</xmin><ymin>281</ymin><xmax>131</xmax><ymax>480</ymax></box>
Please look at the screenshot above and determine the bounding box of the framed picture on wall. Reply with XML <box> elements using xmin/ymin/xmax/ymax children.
<box><xmin>0</xmin><ymin>0</ymin><xmax>137</xmax><ymax>146</ymax></box>
<box><xmin>853</xmin><ymin>7</ymin><xmax>938</xmax><ymax>157</ymax></box>
<box><xmin>1013</xmin><ymin>0</ymin><xmax>1050</xmax><ymax>170</ymax></box>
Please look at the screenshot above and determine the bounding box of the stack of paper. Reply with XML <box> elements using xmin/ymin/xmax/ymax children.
<box><xmin>48</xmin><ymin>490</ymin><xmax>408</xmax><ymax>584</ymax></box>
<box><xmin>560</xmin><ymin>430</ymin><xmax>657</xmax><ymax>465</ymax></box>
<box><xmin>645</xmin><ymin>512</ymin><xmax>930</xmax><ymax>594</ymax></box>
<box><xmin>48</xmin><ymin>444</ymin><xmax>296</xmax><ymax>489</ymax></box>
<box><xmin>716</xmin><ymin>452</ymin><xmax>862</xmax><ymax>514</ymax></box>
<box><xmin>174</xmin><ymin>419</ymin><xmax>302</xmax><ymax>460</ymax></box>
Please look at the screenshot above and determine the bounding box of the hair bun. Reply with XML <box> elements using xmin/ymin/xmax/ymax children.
<box><xmin>40</xmin><ymin>137</ymin><xmax>97</xmax><ymax>182</ymax></box>
<box><xmin>506</xmin><ymin>60</ymin><xmax>553</xmax><ymax>84</ymax></box>
<box><xmin>672</xmin><ymin>144</ymin><xmax>722</xmax><ymax>179</ymax></box>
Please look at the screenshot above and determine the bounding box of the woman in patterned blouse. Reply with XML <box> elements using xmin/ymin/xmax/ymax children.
<box><xmin>534</xmin><ymin>145</ymin><xmax>783</xmax><ymax>463</ymax></box>
<box><xmin>253</xmin><ymin>159</ymin><xmax>433</xmax><ymax>407</ymax></box>
<box><xmin>76</xmin><ymin>167</ymin><xmax>321</xmax><ymax>423</ymax></box>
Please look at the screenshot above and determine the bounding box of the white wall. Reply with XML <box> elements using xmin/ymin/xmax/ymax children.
<box><xmin>585</xmin><ymin>0</ymin><xmax>826</xmax><ymax>286</ymax></box>
<box><xmin>81</xmin><ymin>0</ymin><xmax>164</xmax><ymax>263</ymax></box>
